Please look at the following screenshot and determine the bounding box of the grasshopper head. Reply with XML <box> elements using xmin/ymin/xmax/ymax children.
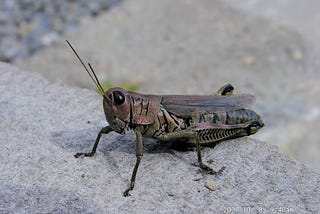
<box><xmin>103</xmin><ymin>87</ymin><xmax>131</xmax><ymax>134</ymax></box>
<box><xmin>66</xmin><ymin>41</ymin><xmax>160</xmax><ymax>133</ymax></box>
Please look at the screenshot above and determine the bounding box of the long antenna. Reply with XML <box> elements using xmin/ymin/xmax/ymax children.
<box><xmin>66</xmin><ymin>40</ymin><xmax>105</xmax><ymax>96</ymax></box>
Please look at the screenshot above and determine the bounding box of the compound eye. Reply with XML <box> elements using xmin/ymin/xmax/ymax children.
<box><xmin>113</xmin><ymin>91</ymin><xmax>125</xmax><ymax>105</ymax></box>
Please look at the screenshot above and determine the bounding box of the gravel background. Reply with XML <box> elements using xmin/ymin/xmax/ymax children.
<box><xmin>0</xmin><ymin>0</ymin><xmax>121</xmax><ymax>62</ymax></box>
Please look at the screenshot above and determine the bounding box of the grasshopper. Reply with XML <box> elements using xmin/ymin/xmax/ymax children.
<box><xmin>67</xmin><ymin>41</ymin><xmax>264</xmax><ymax>196</ymax></box>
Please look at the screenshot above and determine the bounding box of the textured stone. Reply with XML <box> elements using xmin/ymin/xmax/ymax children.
<box><xmin>1</xmin><ymin>62</ymin><xmax>319</xmax><ymax>213</ymax></box>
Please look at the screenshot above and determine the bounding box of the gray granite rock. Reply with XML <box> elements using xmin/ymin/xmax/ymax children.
<box><xmin>1</xmin><ymin>63</ymin><xmax>319</xmax><ymax>213</ymax></box>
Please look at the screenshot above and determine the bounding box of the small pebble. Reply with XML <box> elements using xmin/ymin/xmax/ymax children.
<box><xmin>291</xmin><ymin>50</ymin><xmax>303</xmax><ymax>60</ymax></box>
<box><xmin>204</xmin><ymin>181</ymin><xmax>215</xmax><ymax>191</ymax></box>
<box><xmin>242</xmin><ymin>55</ymin><xmax>255</xmax><ymax>65</ymax></box>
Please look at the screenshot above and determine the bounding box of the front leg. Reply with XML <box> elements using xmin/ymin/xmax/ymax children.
<box><xmin>75</xmin><ymin>126</ymin><xmax>113</xmax><ymax>158</ymax></box>
<box><xmin>123</xmin><ymin>130</ymin><xmax>143</xmax><ymax>196</ymax></box>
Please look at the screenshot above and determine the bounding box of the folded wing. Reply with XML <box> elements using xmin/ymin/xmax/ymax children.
<box><xmin>160</xmin><ymin>94</ymin><xmax>255</xmax><ymax>118</ymax></box>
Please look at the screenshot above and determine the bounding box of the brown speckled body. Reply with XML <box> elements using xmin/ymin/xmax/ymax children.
<box><xmin>102</xmin><ymin>87</ymin><xmax>264</xmax><ymax>145</ymax></box>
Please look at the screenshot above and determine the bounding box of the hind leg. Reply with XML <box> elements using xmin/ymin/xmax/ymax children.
<box><xmin>162</xmin><ymin>130</ymin><xmax>224</xmax><ymax>175</ymax></box>
<box><xmin>213</xmin><ymin>83</ymin><xmax>234</xmax><ymax>96</ymax></box>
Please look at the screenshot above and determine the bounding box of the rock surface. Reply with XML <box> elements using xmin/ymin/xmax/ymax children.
<box><xmin>18</xmin><ymin>0</ymin><xmax>320</xmax><ymax>173</ymax></box>
<box><xmin>1</xmin><ymin>63</ymin><xmax>319</xmax><ymax>213</ymax></box>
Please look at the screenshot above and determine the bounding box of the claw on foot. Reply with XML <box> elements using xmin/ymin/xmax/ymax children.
<box><xmin>74</xmin><ymin>152</ymin><xmax>94</xmax><ymax>158</ymax></box>
<box><xmin>123</xmin><ymin>187</ymin><xmax>133</xmax><ymax>197</ymax></box>
<box><xmin>216</xmin><ymin>166</ymin><xmax>226</xmax><ymax>175</ymax></box>
<box><xmin>201</xmin><ymin>164</ymin><xmax>225</xmax><ymax>175</ymax></box>
<box><xmin>123</xmin><ymin>182</ymin><xmax>135</xmax><ymax>197</ymax></box>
